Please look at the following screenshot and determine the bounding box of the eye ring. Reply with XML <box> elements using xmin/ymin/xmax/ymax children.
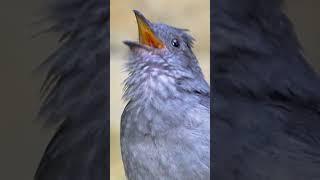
<box><xmin>171</xmin><ymin>38</ymin><xmax>180</xmax><ymax>48</ymax></box>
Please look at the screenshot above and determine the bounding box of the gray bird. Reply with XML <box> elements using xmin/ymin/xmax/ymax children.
<box><xmin>121</xmin><ymin>10</ymin><xmax>210</xmax><ymax>180</ymax></box>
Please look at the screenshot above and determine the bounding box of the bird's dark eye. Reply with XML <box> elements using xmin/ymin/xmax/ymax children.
<box><xmin>171</xmin><ymin>39</ymin><xmax>180</xmax><ymax>48</ymax></box>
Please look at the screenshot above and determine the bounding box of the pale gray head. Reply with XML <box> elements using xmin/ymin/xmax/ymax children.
<box><xmin>123</xmin><ymin>10</ymin><xmax>209</xmax><ymax>104</ymax></box>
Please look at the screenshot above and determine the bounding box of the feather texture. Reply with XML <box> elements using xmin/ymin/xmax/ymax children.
<box><xmin>34</xmin><ymin>0</ymin><xmax>108</xmax><ymax>179</ymax></box>
<box><xmin>213</xmin><ymin>0</ymin><xmax>320</xmax><ymax>179</ymax></box>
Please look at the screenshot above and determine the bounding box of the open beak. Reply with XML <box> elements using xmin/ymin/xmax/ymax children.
<box><xmin>133</xmin><ymin>10</ymin><xmax>165</xmax><ymax>49</ymax></box>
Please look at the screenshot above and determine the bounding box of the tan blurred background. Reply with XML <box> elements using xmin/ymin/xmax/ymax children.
<box><xmin>110</xmin><ymin>0</ymin><xmax>210</xmax><ymax>179</ymax></box>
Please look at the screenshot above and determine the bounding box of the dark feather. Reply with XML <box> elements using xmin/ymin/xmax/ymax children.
<box><xmin>34</xmin><ymin>0</ymin><xmax>108</xmax><ymax>179</ymax></box>
<box><xmin>213</xmin><ymin>0</ymin><xmax>320</xmax><ymax>179</ymax></box>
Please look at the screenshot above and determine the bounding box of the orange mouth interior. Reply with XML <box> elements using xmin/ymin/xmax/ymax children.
<box><xmin>136</xmin><ymin>14</ymin><xmax>165</xmax><ymax>49</ymax></box>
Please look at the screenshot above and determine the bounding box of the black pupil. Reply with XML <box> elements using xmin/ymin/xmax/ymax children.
<box><xmin>171</xmin><ymin>39</ymin><xmax>180</xmax><ymax>48</ymax></box>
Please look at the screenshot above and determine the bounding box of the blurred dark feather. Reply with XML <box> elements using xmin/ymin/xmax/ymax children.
<box><xmin>34</xmin><ymin>0</ymin><xmax>108</xmax><ymax>179</ymax></box>
<box><xmin>213</xmin><ymin>0</ymin><xmax>320</xmax><ymax>179</ymax></box>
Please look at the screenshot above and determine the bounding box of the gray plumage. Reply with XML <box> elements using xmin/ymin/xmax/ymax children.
<box><xmin>121</xmin><ymin>11</ymin><xmax>210</xmax><ymax>180</ymax></box>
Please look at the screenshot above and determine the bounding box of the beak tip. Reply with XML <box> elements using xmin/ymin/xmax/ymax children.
<box><xmin>133</xmin><ymin>10</ymin><xmax>143</xmax><ymax>20</ymax></box>
<box><xmin>133</xmin><ymin>10</ymin><xmax>148</xmax><ymax>23</ymax></box>
<box><xmin>133</xmin><ymin>10</ymin><xmax>141</xmax><ymax>16</ymax></box>
<box><xmin>123</xmin><ymin>41</ymin><xmax>134</xmax><ymax>49</ymax></box>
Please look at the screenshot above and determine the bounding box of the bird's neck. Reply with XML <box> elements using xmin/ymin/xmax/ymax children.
<box><xmin>123</xmin><ymin>62</ymin><xmax>183</xmax><ymax>106</ymax></box>
<box><xmin>124</xmin><ymin>52</ymin><xmax>208</xmax><ymax>101</ymax></box>
<box><xmin>123</xmin><ymin>60</ymin><xmax>209</xmax><ymax>135</ymax></box>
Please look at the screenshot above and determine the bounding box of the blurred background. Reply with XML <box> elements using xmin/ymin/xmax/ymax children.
<box><xmin>0</xmin><ymin>1</ymin><xmax>58</xmax><ymax>180</ymax></box>
<box><xmin>0</xmin><ymin>0</ymin><xmax>319</xmax><ymax>179</ymax></box>
<box><xmin>110</xmin><ymin>0</ymin><xmax>210</xmax><ymax>179</ymax></box>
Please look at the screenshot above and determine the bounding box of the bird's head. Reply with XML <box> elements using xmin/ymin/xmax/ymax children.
<box><xmin>123</xmin><ymin>10</ymin><xmax>208</xmax><ymax>103</ymax></box>
<box><xmin>124</xmin><ymin>10</ymin><xmax>198</xmax><ymax>72</ymax></box>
